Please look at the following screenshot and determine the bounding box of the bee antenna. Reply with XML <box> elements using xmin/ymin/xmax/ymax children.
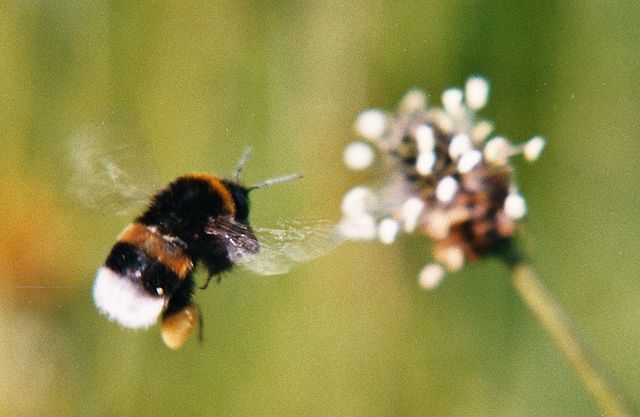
<box><xmin>248</xmin><ymin>173</ymin><xmax>303</xmax><ymax>191</ymax></box>
<box><xmin>233</xmin><ymin>147</ymin><xmax>253</xmax><ymax>182</ymax></box>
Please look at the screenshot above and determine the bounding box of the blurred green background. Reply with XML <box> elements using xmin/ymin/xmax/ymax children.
<box><xmin>1</xmin><ymin>1</ymin><xmax>639</xmax><ymax>416</ymax></box>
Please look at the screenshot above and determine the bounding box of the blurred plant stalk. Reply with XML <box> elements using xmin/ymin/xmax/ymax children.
<box><xmin>510</xmin><ymin>262</ymin><xmax>638</xmax><ymax>417</ymax></box>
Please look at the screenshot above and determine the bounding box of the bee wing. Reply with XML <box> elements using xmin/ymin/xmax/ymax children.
<box><xmin>67</xmin><ymin>131</ymin><xmax>158</xmax><ymax>215</ymax></box>
<box><xmin>204</xmin><ymin>215</ymin><xmax>260</xmax><ymax>261</ymax></box>
<box><xmin>236</xmin><ymin>219</ymin><xmax>343</xmax><ymax>276</ymax></box>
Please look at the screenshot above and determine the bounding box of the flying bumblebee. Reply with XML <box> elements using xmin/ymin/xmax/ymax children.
<box><xmin>91</xmin><ymin>148</ymin><xmax>320</xmax><ymax>350</ymax></box>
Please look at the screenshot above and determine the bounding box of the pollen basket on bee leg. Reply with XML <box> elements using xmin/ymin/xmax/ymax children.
<box><xmin>161</xmin><ymin>304</ymin><xmax>200</xmax><ymax>350</ymax></box>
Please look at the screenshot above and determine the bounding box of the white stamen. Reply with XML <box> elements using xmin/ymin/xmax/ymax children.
<box><xmin>465</xmin><ymin>77</ymin><xmax>490</xmax><ymax>110</ymax></box>
<box><xmin>418</xmin><ymin>263</ymin><xmax>445</xmax><ymax>289</ymax></box>
<box><xmin>341</xmin><ymin>186</ymin><xmax>376</xmax><ymax>217</ymax></box>
<box><xmin>416</xmin><ymin>151</ymin><xmax>436</xmax><ymax>176</ymax></box>
<box><xmin>378</xmin><ymin>218</ymin><xmax>400</xmax><ymax>245</ymax></box>
<box><xmin>415</xmin><ymin>124</ymin><xmax>435</xmax><ymax>152</ymax></box>
<box><xmin>435</xmin><ymin>176</ymin><xmax>459</xmax><ymax>203</ymax></box>
<box><xmin>337</xmin><ymin>213</ymin><xmax>377</xmax><ymax>240</ymax></box>
<box><xmin>524</xmin><ymin>136</ymin><xmax>545</xmax><ymax>162</ymax></box>
<box><xmin>401</xmin><ymin>197</ymin><xmax>425</xmax><ymax>232</ymax></box>
<box><xmin>440</xmin><ymin>246</ymin><xmax>465</xmax><ymax>271</ymax></box>
<box><xmin>343</xmin><ymin>141</ymin><xmax>375</xmax><ymax>170</ymax></box>
<box><xmin>457</xmin><ymin>149</ymin><xmax>483</xmax><ymax>173</ymax></box>
<box><xmin>448</xmin><ymin>134</ymin><xmax>473</xmax><ymax>159</ymax></box>
<box><xmin>430</xmin><ymin>110</ymin><xmax>454</xmax><ymax>133</ymax></box>
<box><xmin>504</xmin><ymin>193</ymin><xmax>527</xmax><ymax>219</ymax></box>
<box><xmin>483</xmin><ymin>137</ymin><xmax>511</xmax><ymax>166</ymax></box>
<box><xmin>355</xmin><ymin>109</ymin><xmax>387</xmax><ymax>139</ymax></box>
<box><xmin>442</xmin><ymin>88</ymin><xmax>464</xmax><ymax>115</ymax></box>
<box><xmin>93</xmin><ymin>267</ymin><xmax>165</xmax><ymax>329</ymax></box>
<box><xmin>470</xmin><ymin>120</ymin><xmax>494</xmax><ymax>144</ymax></box>
<box><xmin>400</xmin><ymin>89</ymin><xmax>427</xmax><ymax>112</ymax></box>
<box><xmin>424</xmin><ymin>210</ymin><xmax>452</xmax><ymax>239</ymax></box>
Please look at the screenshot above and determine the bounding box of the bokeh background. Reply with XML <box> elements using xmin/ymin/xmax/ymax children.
<box><xmin>1</xmin><ymin>2</ymin><xmax>639</xmax><ymax>416</ymax></box>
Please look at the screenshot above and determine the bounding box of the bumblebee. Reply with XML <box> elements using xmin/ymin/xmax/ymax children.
<box><xmin>93</xmin><ymin>150</ymin><xmax>300</xmax><ymax>349</ymax></box>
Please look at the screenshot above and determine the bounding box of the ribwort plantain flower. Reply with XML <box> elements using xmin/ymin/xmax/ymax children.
<box><xmin>338</xmin><ymin>77</ymin><xmax>640</xmax><ymax>417</ymax></box>
<box><xmin>338</xmin><ymin>76</ymin><xmax>545</xmax><ymax>289</ymax></box>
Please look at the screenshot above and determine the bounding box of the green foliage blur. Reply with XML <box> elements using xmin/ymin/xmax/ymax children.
<box><xmin>1</xmin><ymin>2</ymin><xmax>639</xmax><ymax>416</ymax></box>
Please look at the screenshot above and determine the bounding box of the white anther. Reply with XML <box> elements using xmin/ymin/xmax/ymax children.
<box><xmin>524</xmin><ymin>136</ymin><xmax>545</xmax><ymax>162</ymax></box>
<box><xmin>337</xmin><ymin>213</ymin><xmax>377</xmax><ymax>240</ymax></box>
<box><xmin>400</xmin><ymin>89</ymin><xmax>428</xmax><ymax>112</ymax></box>
<box><xmin>465</xmin><ymin>77</ymin><xmax>490</xmax><ymax>110</ymax></box>
<box><xmin>504</xmin><ymin>193</ymin><xmax>527</xmax><ymax>219</ymax></box>
<box><xmin>470</xmin><ymin>120</ymin><xmax>494</xmax><ymax>143</ymax></box>
<box><xmin>418</xmin><ymin>263</ymin><xmax>445</xmax><ymax>289</ymax></box>
<box><xmin>343</xmin><ymin>141</ymin><xmax>375</xmax><ymax>170</ymax></box>
<box><xmin>442</xmin><ymin>88</ymin><xmax>464</xmax><ymax>115</ymax></box>
<box><xmin>435</xmin><ymin>176</ymin><xmax>459</xmax><ymax>203</ymax></box>
<box><xmin>378</xmin><ymin>218</ymin><xmax>400</xmax><ymax>245</ymax></box>
<box><xmin>415</xmin><ymin>125</ymin><xmax>435</xmax><ymax>152</ymax></box>
<box><xmin>355</xmin><ymin>109</ymin><xmax>387</xmax><ymax>139</ymax></box>
<box><xmin>341</xmin><ymin>187</ymin><xmax>376</xmax><ymax>216</ymax></box>
<box><xmin>448</xmin><ymin>134</ymin><xmax>473</xmax><ymax>159</ymax></box>
<box><xmin>457</xmin><ymin>149</ymin><xmax>483</xmax><ymax>173</ymax></box>
<box><xmin>401</xmin><ymin>197</ymin><xmax>425</xmax><ymax>233</ymax></box>
<box><xmin>483</xmin><ymin>137</ymin><xmax>511</xmax><ymax>166</ymax></box>
<box><xmin>440</xmin><ymin>246</ymin><xmax>465</xmax><ymax>271</ymax></box>
<box><xmin>416</xmin><ymin>151</ymin><xmax>437</xmax><ymax>176</ymax></box>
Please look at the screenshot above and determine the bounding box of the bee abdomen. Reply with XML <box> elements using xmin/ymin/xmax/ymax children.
<box><xmin>116</xmin><ymin>223</ymin><xmax>194</xmax><ymax>279</ymax></box>
<box><xmin>93</xmin><ymin>223</ymin><xmax>196</xmax><ymax>331</ymax></box>
<box><xmin>104</xmin><ymin>242</ymin><xmax>181</xmax><ymax>296</ymax></box>
<box><xmin>93</xmin><ymin>238</ymin><xmax>182</xmax><ymax>331</ymax></box>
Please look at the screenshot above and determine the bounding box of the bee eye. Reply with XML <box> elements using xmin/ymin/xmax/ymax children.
<box><xmin>156</xmin><ymin>287</ymin><xmax>164</xmax><ymax>296</ymax></box>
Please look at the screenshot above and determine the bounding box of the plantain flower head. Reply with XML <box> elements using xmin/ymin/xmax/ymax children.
<box><xmin>338</xmin><ymin>76</ymin><xmax>544</xmax><ymax>289</ymax></box>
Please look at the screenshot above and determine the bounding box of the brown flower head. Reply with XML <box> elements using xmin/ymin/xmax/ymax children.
<box><xmin>337</xmin><ymin>76</ymin><xmax>545</xmax><ymax>288</ymax></box>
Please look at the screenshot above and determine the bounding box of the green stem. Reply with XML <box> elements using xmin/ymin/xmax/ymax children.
<box><xmin>509</xmin><ymin>262</ymin><xmax>638</xmax><ymax>417</ymax></box>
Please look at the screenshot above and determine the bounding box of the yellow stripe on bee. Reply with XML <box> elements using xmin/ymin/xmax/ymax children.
<box><xmin>117</xmin><ymin>223</ymin><xmax>194</xmax><ymax>279</ymax></box>
<box><xmin>184</xmin><ymin>173</ymin><xmax>236</xmax><ymax>215</ymax></box>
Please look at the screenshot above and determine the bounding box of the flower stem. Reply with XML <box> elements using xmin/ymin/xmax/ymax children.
<box><xmin>506</xmin><ymin>258</ymin><xmax>638</xmax><ymax>417</ymax></box>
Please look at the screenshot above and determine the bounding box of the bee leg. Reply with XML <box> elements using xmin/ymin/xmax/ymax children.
<box><xmin>200</xmin><ymin>274</ymin><xmax>214</xmax><ymax>290</ymax></box>
<box><xmin>196</xmin><ymin>304</ymin><xmax>204</xmax><ymax>342</ymax></box>
<box><xmin>199</xmin><ymin>274</ymin><xmax>223</xmax><ymax>290</ymax></box>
